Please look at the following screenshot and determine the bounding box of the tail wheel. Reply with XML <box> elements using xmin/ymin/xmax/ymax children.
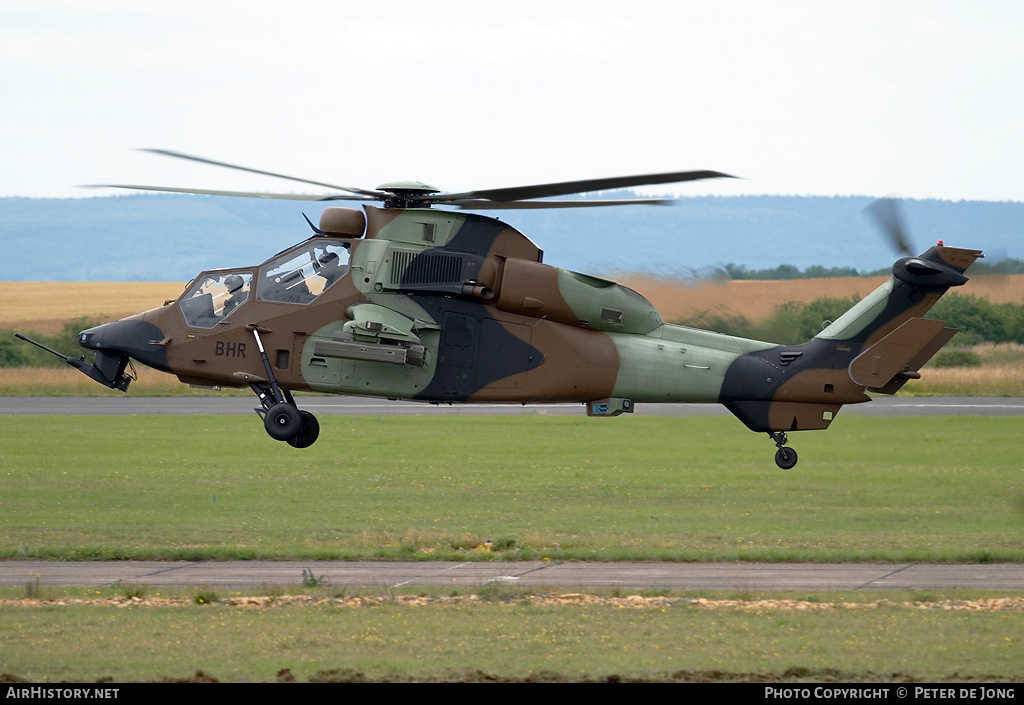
<box><xmin>264</xmin><ymin>403</ymin><xmax>302</xmax><ymax>441</ymax></box>
<box><xmin>775</xmin><ymin>447</ymin><xmax>798</xmax><ymax>469</ymax></box>
<box><xmin>287</xmin><ymin>410</ymin><xmax>320</xmax><ymax>449</ymax></box>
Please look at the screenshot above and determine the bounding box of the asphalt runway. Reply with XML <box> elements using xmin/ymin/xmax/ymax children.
<box><xmin>4</xmin><ymin>560</ymin><xmax>1024</xmax><ymax>591</ymax></box>
<box><xmin>3</xmin><ymin>395</ymin><xmax>1024</xmax><ymax>416</ymax></box>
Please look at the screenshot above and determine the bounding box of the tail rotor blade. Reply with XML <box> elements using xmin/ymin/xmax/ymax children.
<box><xmin>864</xmin><ymin>197</ymin><xmax>914</xmax><ymax>257</ymax></box>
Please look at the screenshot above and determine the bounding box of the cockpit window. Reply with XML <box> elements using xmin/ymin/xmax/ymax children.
<box><xmin>179</xmin><ymin>271</ymin><xmax>253</xmax><ymax>329</ymax></box>
<box><xmin>257</xmin><ymin>242</ymin><xmax>349</xmax><ymax>305</ymax></box>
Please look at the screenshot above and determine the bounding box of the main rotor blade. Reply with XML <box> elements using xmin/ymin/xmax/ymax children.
<box><xmin>864</xmin><ymin>197</ymin><xmax>914</xmax><ymax>257</ymax></box>
<box><xmin>442</xmin><ymin>198</ymin><xmax>677</xmax><ymax>210</ymax></box>
<box><xmin>435</xmin><ymin>170</ymin><xmax>735</xmax><ymax>204</ymax></box>
<box><xmin>140</xmin><ymin>149</ymin><xmax>390</xmax><ymax>199</ymax></box>
<box><xmin>81</xmin><ymin>184</ymin><xmax>377</xmax><ymax>202</ymax></box>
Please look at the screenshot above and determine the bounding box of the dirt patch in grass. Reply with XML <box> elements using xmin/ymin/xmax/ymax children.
<box><xmin>6</xmin><ymin>593</ymin><xmax>1023</xmax><ymax>611</ymax></box>
<box><xmin>1</xmin><ymin>666</ymin><xmax>1007</xmax><ymax>683</ymax></box>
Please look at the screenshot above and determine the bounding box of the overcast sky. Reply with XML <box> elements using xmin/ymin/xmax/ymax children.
<box><xmin>3</xmin><ymin>0</ymin><xmax>1023</xmax><ymax>202</ymax></box>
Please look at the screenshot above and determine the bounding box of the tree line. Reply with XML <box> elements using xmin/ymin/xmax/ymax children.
<box><xmin>672</xmin><ymin>293</ymin><xmax>1024</xmax><ymax>354</ymax></box>
<box><xmin>1</xmin><ymin>318</ymin><xmax>98</xmax><ymax>368</ymax></box>
<box><xmin>718</xmin><ymin>258</ymin><xmax>1024</xmax><ymax>280</ymax></box>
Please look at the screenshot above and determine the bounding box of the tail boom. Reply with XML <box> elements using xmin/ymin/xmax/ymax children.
<box><xmin>720</xmin><ymin>244</ymin><xmax>982</xmax><ymax>433</ymax></box>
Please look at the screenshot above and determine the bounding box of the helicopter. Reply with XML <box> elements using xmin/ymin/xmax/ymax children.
<box><xmin>18</xmin><ymin>150</ymin><xmax>982</xmax><ymax>467</ymax></box>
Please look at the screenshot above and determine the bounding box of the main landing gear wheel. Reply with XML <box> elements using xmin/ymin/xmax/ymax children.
<box><xmin>287</xmin><ymin>410</ymin><xmax>320</xmax><ymax>448</ymax></box>
<box><xmin>264</xmin><ymin>402</ymin><xmax>302</xmax><ymax>441</ymax></box>
<box><xmin>248</xmin><ymin>327</ymin><xmax>319</xmax><ymax>448</ymax></box>
<box><xmin>774</xmin><ymin>447</ymin><xmax>798</xmax><ymax>470</ymax></box>
<box><xmin>248</xmin><ymin>383</ymin><xmax>320</xmax><ymax>448</ymax></box>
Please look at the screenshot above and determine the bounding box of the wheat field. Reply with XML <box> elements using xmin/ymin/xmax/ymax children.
<box><xmin>1</xmin><ymin>282</ymin><xmax>186</xmax><ymax>333</ymax></box>
<box><xmin>4</xmin><ymin>275</ymin><xmax>1022</xmax><ymax>334</ymax></box>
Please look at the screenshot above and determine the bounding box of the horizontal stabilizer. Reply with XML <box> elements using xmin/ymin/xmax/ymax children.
<box><xmin>848</xmin><ymin>317</ymin><xmax>955</xmax><ymax>390</ymax></box>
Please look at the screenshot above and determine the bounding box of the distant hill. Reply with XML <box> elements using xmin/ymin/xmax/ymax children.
<box><xmin>2</xmin><ymin>193</ymin><xmax>1021</xmax><ymax>282</ymax></box>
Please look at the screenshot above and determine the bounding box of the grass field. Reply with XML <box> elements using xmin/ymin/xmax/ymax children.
<box><xmin>5</xmin><ymin>357</ymin><xmax>1024</xmax><ymax>397</ymax></box>
<box><xmin>3</xmin><ymin>413</ymin><xmax>1023</xmax><ymax>682</ymax></box>
<box><xmin>0</xmin><ymin>366</ymin><xmax>245</xmax><ymax>396</ymax></box>
<box><xmin>2</xmin><ymin>415</ymin><xmax>1022</xmax><ymax>562</ymax></box>
<box><xmin>2</xmin><ymin>588</ymin><xmax>1021</xmax><ymax>682</ymax></box>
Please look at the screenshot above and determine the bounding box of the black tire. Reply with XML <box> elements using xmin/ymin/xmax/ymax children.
<box><xmin>775</xmin><ymin>447</ymin><xmax>798</xmax><ymax>470</ymax></box>
<box><xmin>287</xmin><ymin>410</ymin><xmax>320</xmax><ymax>449</ymax></box>
<box><xmin>264</xmin><ymin>403</ymin><xmax>301</xmax><ymax>441</ymax></box>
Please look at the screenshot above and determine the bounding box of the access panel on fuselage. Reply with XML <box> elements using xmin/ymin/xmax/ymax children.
<box><xmin>412</xmin><ymin>298</ymin><xmax>542</xmax><ymax>401</ymax></box>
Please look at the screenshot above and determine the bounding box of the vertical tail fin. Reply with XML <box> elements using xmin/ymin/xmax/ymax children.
<box><xmin>816</xmin><ymin>244</ymin><xmax>982</xmax><ymax>345</ymax></box>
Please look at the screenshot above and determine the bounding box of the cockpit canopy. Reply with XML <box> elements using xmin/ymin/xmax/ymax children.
<box><xmin>258</xmin><ymin>241</ymin><xmax>349</xmax><ymax>305</ymax></box>
<box><xmin>179</xmin><ymin>271</ymin><xmax>253</xmax><ymax>329</ymax></box>
<box><xmin>178</xmin><ymin>240</ymin><xmax>351</xmax><ymax>328</ymax></box>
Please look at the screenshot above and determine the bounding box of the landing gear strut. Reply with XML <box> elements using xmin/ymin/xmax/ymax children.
<box><xmin>769</xmin><ymin>431</ymin><xmax>798</xmax><ymax>469</ymax></box>
<box><xmin>248</xmin><ymin>327</ymin><xmax>320</xmax><ymax>448</ymax></box>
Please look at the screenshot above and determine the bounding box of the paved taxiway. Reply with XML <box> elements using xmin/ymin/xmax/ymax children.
<box><xmin>3</xmin><ymin>561</ymin><xmax>1024</xmax><ymax>591</ymax></box>
<box><xmin>4</xmin><ymin>396</ymin><xmax>1024</xmax><ymax>416</ymax></box>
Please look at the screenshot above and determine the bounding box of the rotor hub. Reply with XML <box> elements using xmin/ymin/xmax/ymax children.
<box><xmin>377</xmin><ymin>181</ymin><xmax>441</xmax><ymax>208</ymax></box>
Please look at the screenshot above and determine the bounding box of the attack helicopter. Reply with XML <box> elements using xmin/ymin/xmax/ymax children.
<box><xmin>19</xmin><ymin>151</ymin><xmax>982</xmax><ymax>467</ymax></box>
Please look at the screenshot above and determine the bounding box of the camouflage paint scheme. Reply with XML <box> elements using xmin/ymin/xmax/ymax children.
<box><xmin>77</xmin><ymin>205</ymin><xmax>981</xmax><ymax>455</ymax></box>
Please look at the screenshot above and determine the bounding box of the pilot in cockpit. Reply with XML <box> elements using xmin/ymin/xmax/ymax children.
<box><xmin>222</xmin><ymin>273</ymin><xmax>247</xmax><ymax>316</ymax></box>
<box><xmin>317</xmin><ymin>250</ymin><xmax>347</xmax><ymax>289</ymax></box>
